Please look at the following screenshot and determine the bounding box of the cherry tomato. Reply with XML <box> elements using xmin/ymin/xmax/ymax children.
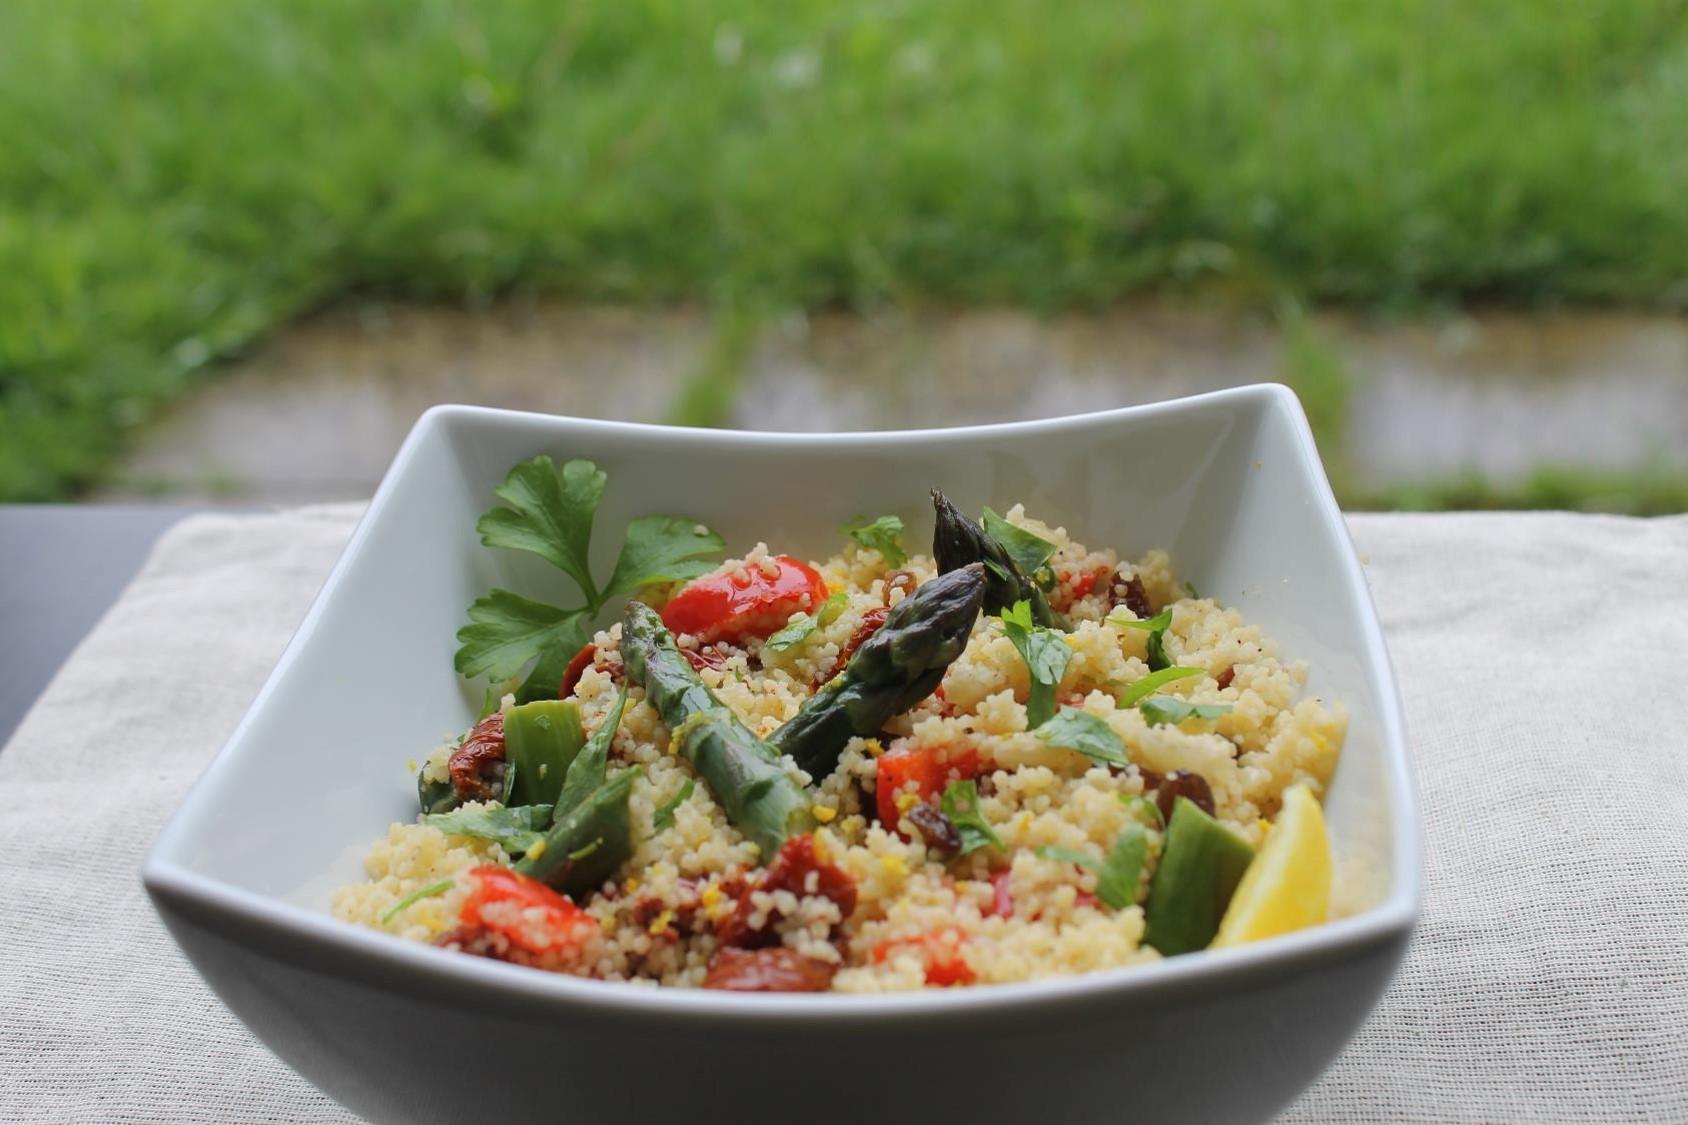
<box><xmin>871</xmin><ymin>929</ymin><xmax>976</xmax><ymax>987</ymax></box>
<box><xmin>660</xmin><ymin>556</ymin><xmax>828</xmax><ymax>645</ymax></box>
<box><xmin>459</xmin><ymin>866</ymin><xmax>592</xmax><ymax>957</ymax></box>
<box><xmin>874</xmin><ymin>742</ymin><xmax>980</xmax><ymax>829</ymax></box>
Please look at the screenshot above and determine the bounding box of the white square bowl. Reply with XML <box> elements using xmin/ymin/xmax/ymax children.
<box><xmin>144</xmin><ymin>384</ymin><xmax>1419</xmax><ymax>1125</ymax></box>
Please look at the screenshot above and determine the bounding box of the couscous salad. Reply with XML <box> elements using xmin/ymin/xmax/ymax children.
<box><xmin>334</xmin><ymin>456</ymin><xmax>1346</xmax><ymax>992</ymax></box>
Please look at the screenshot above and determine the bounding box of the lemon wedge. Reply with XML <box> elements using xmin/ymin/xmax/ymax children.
<box><xmin>1211</xmin><ymin>784</ymin><xmax>1331</xmax><ymax>948</ymax></box>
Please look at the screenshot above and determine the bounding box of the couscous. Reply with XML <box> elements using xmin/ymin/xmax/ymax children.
<box><xmin>332</xmin><ymin>457</ymin><xmax>1346</xmax><ymax>992</ymax></box>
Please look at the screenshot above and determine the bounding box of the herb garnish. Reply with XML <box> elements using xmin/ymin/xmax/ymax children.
<box><xmin>1033</xmin><ymin>707</ymin><xmax>1129</xmax><ymax>768</ymax></box>
<box><xmin>455</xmin><ymin>456</ymin><xmax>723</xmax><ymax>702</ymax></box>
<box><xmin>763</xmin><ymin>591</ymin><xmax>848</xmax><ymax>653</ymax></box>
<box><xmin>841</xmin><ymin>514</ymin><xmax>908</xmax><ymax>566</ymax></box>
<box><xmin>1001</xmin><ymin>599</ymin><xmax>1071</xmax><ymax>728</ymax></box>
<box><xmin>380</xmin><ymin>878</ymin><xmax>455</xmax><ymax>924</ymax></box>
<box><xmin>420</xmin><ymin>804</ymin><xmax>552</xmax><ymax>854</ymax></box>
<box><xmin>982</xmin><ymin>507</ymin><xmax>1056</xmax><ymax>579</ymax></box>
<box><xmin>1112</xmin><ymin>606</ymin><xmax>1175</xmax><ymax>672</ymax></box>
<box><xmin>1037</xmin><ymin>824</ymin><xmax>1148</xmax><ymax>910</ymax></box>
<box><xmin>652</xmin><ymin>778</ymin><xmax>695</xmax><ymax>831</ymax></box>
<box><xmin>1138</xmin><ymin>696</ymin><xmax>1233</xmax><ymax>727</ymax></box>
<box><xmin>1116</xmin><ymin>665</ymin><xmax>1203</xmax><ymax>707</ymax></box>
<box><xmin>940</xmin><ymin>780</ymin><xmax>1003</xmax><ymax>855</ymax></box>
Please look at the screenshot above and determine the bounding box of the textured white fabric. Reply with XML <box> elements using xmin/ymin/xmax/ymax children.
<box><xmin>1</xmin><ymin>507</ymin><xmax>1684</xmax><ymax>1123</ymax></box>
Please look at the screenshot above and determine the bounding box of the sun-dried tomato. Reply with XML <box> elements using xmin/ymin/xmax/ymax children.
<box><xmin>717</xmin><ymin>835</ymin><xmax>858</xmax><ymax>948</ymax></box>
<box><xmin>815</xmin><ymin>606</ymin><xmax>890</xmax><ymax>685</ymax></box>
<box><xmin>447</xmin><ymin>712</ymin><xmax>508</xmax><ymax>803</ymax></box>
<box><xmin>703</xmin><ymin>947</ymin><xmax>837</xmax><ymax>992</ymax></box>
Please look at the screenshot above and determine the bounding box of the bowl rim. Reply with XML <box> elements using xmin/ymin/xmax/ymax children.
<box><xmin>142</xmin><ymin>382</ymin><xmax>1422</xmax><ymax>1022</ymax></box>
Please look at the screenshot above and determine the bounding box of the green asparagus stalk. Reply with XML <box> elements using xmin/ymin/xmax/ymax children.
<box><xmin>931</xmin><ymin>490</ymin><xmax>1055</xmax><ymax>626</ymax></box>
<box><xmin>621</xmin><ymin>601</ymin><xmax>813</xmax><ymax>857</ymax></box>
<box><xmin>766</xmin><ymin>563</ymin><xmax>987</xmax><ymax>779</ymax></box>
<box><xmin>514</xmin><ymin>766</ymin><xmax>640</xmax><ymax>896</ymax></box>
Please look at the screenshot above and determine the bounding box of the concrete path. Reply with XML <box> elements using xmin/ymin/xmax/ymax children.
<box><xmin>106</xmin><ymin>301</ymin><xmax>1688</xmax><ymax>504</ymax></box>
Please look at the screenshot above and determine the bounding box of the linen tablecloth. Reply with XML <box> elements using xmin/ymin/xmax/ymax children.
<box><xmin>3</xmin><ymin>507</ymin><xmax>1685</xmax><ymax>1123</ymax></box>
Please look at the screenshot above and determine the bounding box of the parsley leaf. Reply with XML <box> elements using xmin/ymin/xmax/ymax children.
<box><xmin>1182</xmin><ymin>580</ymin><xmax>1201</xmax><ymax>599</ymax></box>
<box><xmin>1116</xmin><ymin>665</ymin><xmax>1203</xmax><ymax>707</ymax></box>
<box><xmin>454</xmin><ymin>590</ymin><xmax>588</xmax><ymax>685</ymax></box>
<box><xmin>841</xmin><ymin>514</ymin><xmax>908</xmax><ymax>566</ymax></box>
<box><xmin>982</xmin><ymin>507</ymin><xmax>1056</xmax><ymax>577</ymax></box>
<box><xmin>458</xmin><ymin>457</ymin><xmax>723</xmax><ymax>702</ymax></box>
<box><xmin>1097</xmin><ymin>824</ymin><xmax>1148</xmax><ymax>909</ymax></box>
<box><xmin>652</xmin><ymin>778</ymin><xmax>695</xmax><ymax>831</ymax></box>
<box><xmin>763</xmin><ymin>591</ymin><xmax>848</xmax><ymax>653</ymax></box>
<box><xmin>1034</xmin><ymin>707</ymin><xmax>1130</xmax><ymax>768</ymax></box>
<box><xmin>1001</xmin><ymin>599</ymin><xmax>1071</xmax><ymax>728</ymax></box>
<box><xmin>477</xmin><ymin>457</ymin><xmax>606</xmax><ymax>602</ymax></box>
<box><xmin>380</xmin><ymin>878</ymin><xmax>455</xmax><ymax>924</ymax></box>
<box><xmin>606</xmin><ymin>515</ymin><xmax>726</xmax><ymax>598</ymax></box>
<box><xmin>1138</xmin><ymin>696</ymin><xmax>1233</xmax><ymax>727</ymax></box>
<box><xmin>1112</xmin><ymin>606</ymin><xmax>1174</xmax><ymax>671</ymax></box>
<box><xmin>940</xmin><ymin>780</ymin><xmax>1003</xmax><ymax>855</ymax></box>
<box><xmin>1039</xmin><ymin>825</ymin><xmax>1148</xmax><ymax>910</ymax></box>
<box><xmin>421</xmin><ymin>804</ymin><xmax>553</xmax><ymax>854</ymax></box>
<box><xmin>1119</xmin><ymin>792</ymin><xmax>1165</xmax><ymax>828</ymax></box>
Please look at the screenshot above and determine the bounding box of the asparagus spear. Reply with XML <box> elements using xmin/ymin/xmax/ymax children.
<box><xmin>621</xmin><ymin>601</ymin><xmax>813</xmax><ymax>857</ymax></box>
<box><xmin>931</xmin><ymin>490</ymin><xmax>1055</xmax><ymax>626</ymax></box>
<box><xmin>766</xmin><ymin>563</ymin><xmax>987</xmax><ymax>779</ymax></box>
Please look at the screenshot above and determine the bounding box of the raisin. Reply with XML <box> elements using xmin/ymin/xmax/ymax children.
<box><xmin>703</xmin><ymin>947</ymin><xmax>837</xmax><ymax>992</ymax></box>
<box><xmin>1111</xmin><ymin>572</ymin><xmax>1154</xmax><ymax>619</ymax></box>
<box><xmin>1215</xmin><ymin>666</ymin><xmax>1235</xmax><ymax>690</ymax></box>
<box><xmin>906</xmin><ymin>803</ymin><xmax>962</xmax><ymax>856</ymax></box>
<box><xmin>883</xmin><ymin>569</ymin><xmax>918</xmax><ymax>605</ymax></box>
<box><xmin>447</xmin><ymin>712</ymin><xmax>508</xmax><ymax>803</ymax></box>
<box><xmin>1155</xmin><ymin>770</ymin><xmax>1216</xmax><ymax>822</ymax></box>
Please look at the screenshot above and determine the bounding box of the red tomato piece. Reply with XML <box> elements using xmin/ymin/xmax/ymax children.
<box><xmin>660</xmin><ymin>556</ymin><xmax>828</xmax><ymax>645</ymax></box>
<box><xmin>874</xmin><ymin>742</ymin><xmax>980</xmax><ymax>829</ymax></box>
<box><xmin>989</xmin><ymin>868</ymin><xmax>1015</xmax><ymax>920</ymax></box>
<box><xmin>558</xmin><ymin>643</ymin><xmax>596</xmax><ymax>697</ymax></box>
<box><xmin>871</xmin><ymin>930</ymin><xmax>976</xmax><ymax>987</ymax></box>
<box><xmin>459</xmin><ymin>866</ymin><xmax>592</xmax><ymax>957</ymax></box>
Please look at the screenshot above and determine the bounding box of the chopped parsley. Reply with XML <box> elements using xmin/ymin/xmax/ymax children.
<box><xmin>420</xmin><ymin>804</ymin><xmax>553</xmax><ymax>854</ymax></box>
<box><xmin>1001</xmin><ymin>599</ymin><xmax>1071</xmax><ymax>728</ymax></box>
<box><xmin>1037</xmin><ymin>824</ymin><xmax>1148</xmax><ymax>910</ymax></box>
<box><xmin>982</xmin><ymin>507</ymin><xmax>1056</xmax><ymax>578</ymax></box>
<box><xmin>940</xmin><ymin>780</ymin><xmax>1003</xmax><ymax>855</ymax></box>
<box><xmin>652</xmin><ymin>778</ymin><xmax>695</xmax><ymax>830</ymax></box>
<box><xmin>841</xmin><ymin>514</ymin><xmax>908</xmax><ymax>566</ymax></box>
<box><xmin>1138</xmin><ymin>696</ymin><xmax>1233</xmax><ymax>727</ymax></box>
<box><xmin>1034</xmin><ymin>707</ymin><xmax>1129</xmax><ymax>768</ymax></box>
<box><xmin>455</xmin><ymin>456</ymin><xmax>723</xmax><ymax>702</ymax></box>
<box><xmin>1116</xmin><ymin>665</ymin><xmax>1203</xmax><ymax>707</ymax></box>
<box><xmin>1111</xmin><ymin>606</ymin><xmax>1175</xmax><ymax>671</ymax></box>
<box><xmin>380</xmin><ymin>878</ymin><xmax>455</xmax><ymax>924</ymax></box>
<box><xmin>763</xmin><ymin>591</ymin><xmax>848</xmax><ymax>653</ymax></box>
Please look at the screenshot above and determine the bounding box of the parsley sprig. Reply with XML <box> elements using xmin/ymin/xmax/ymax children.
<box><xmin>1001</xmin><ymin>599</ymin><xmax>1071</xmax><ymax>728</ymax></box>
<box><xmin>454</xmin><ymin>456</ymin><xmax>724</xmax><ymax>701</ymax></box>
<box><xmin>841</xmin><ymin>514</ymin><xmax>908</xmax><ymax>566</ymax></box>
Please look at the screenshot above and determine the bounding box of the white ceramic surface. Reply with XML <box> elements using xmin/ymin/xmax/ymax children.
<box><xmin>144</xmin><ymin>385</ymin><xmax>1420</xmax><ymax>1125</ymax></box>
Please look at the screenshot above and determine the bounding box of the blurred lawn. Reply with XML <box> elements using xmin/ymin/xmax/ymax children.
<box><xmin>2</xmin><ymin>0</ymin><xmax>1686</xmax><ymax>500</ymax></box>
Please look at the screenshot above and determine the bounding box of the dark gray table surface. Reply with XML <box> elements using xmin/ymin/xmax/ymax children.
<box><xmin>0</xmin><ymin>506</ymin><xmax>196</xmax><ymax>746</ymax></box>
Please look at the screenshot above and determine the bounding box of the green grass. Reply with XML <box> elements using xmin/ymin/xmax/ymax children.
<box><xmin>2</xmin><ymin>0</ymin><xmax>1686</xmax><ymax>500</ymax></box>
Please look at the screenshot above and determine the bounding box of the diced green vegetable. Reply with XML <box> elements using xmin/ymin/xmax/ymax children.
<box><xmin>652</xmin><ymin>778</ymin><xmax>695</xmax><ymax>830</ymax></box>
<box><xmin>517</xmin><ymin>767</ymin><xmax>642</xmax><ymax>895</ymax></box>
<box><xmin>421</xmin><ymin>804</ymin><xmax>553</xmax><ymax>854</ymax></box>
<box><xmin>940</xmin><ymin>780</ymin><xmax>1002</xmax><ymax>855</ymax></box>
<box><xmin>1001</xmin><ymin>600</ymin><xmax>1071</xmax><ymax>728</ymax></box>
<box><xmin>1116</xmin><ymin>665</ymin><xmax>1203</xmax><ymax>707</ymax></box>
<box><xmin>503</xmin><ymin>699</ymin><xmax>586</xmax><ymax>808</ymax></box>
<box><xmin>841</xmin><ymin>514</ymin><xmax>908</xmax><ymax>566</ymax></box>
<box><xmin>1138</xmin><ymin>697</ymin><xmax>1233</xmax><ymax>727</ymax></box>
<box><xmin>1143</xmin><ymin>796</ymin><xmax>1255</xmax><ymax>955</ymax></box>
<box><xmin>380</xmin><ymin>879</ymin><xmax>455</xmax><ymax>924</ymax></box>
<box><xmin>555</xmin><ymin>684</ymin><xmax>629</xmax><ymax>819</ymax></box>
<box><xmin>1033</xmin><ymin>707</ymin><xmax>1129</xmax><ymax>767</ymax></box>
<box><xmin>763</xmin><ymin>591</ymin><xmax>848</xmax><ymax>653</ymax></box>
